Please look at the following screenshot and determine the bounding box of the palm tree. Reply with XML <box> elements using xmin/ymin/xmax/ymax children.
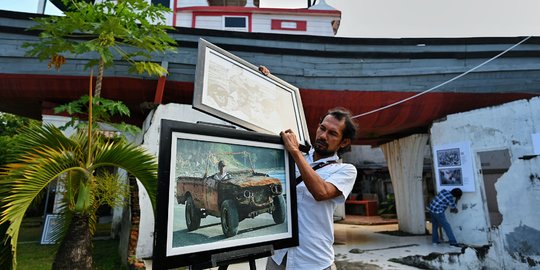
<box><xmin>0</xmin><ymin>123</ymin><xmax>157</xmax><ymax>269</ymax></box>
<box><xmin>0</xmin><ymin>1</ymin><xmax>175</xmax><ymax>267</ymax></box>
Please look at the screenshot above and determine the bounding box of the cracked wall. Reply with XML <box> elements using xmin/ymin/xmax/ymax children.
<box><xmin>430</xmin><ymin>97</ymin><xmax>540</xmax><ymax>269</ymax></box>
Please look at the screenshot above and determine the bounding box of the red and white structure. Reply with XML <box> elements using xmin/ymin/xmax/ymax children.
<box><xmin>170</xmin><ymin>0</ymin><xmax>341</xmax><ymax>36</ymax></box>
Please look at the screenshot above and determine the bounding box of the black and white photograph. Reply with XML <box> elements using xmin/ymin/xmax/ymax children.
<box><xmin>436</xmin><ymin>148</ymin><xmax>462</xmax><ymax>167</ymax></box>
<box><xmin>439</xmin><ymin>168</ymin><xmax>463</xmax><ymax>186</ymax></box>
<box><xmin>153</xmin><ymin>120</ymin><xmax>298</xmax><ymax>269</ymax></box>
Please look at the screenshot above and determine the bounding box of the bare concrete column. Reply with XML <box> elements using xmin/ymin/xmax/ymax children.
<box><xmin>381</xmin><ymin>134</ymin><xmax>428</xmax><ymax>234</ymax></box>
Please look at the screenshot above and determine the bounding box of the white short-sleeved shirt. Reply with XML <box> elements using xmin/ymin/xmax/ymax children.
<box><xmin>271</xmin><ymin>150</ymin><xmax>357</xmax><ymax>269</ymax></box>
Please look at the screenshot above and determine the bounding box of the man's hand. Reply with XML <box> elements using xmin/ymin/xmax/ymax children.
<box><xmin>258</xmin><ymin>65</ymin><xmax>270</xmax><ymax>76</ymax></box>
<box><xmin>450</xmin><ymin>208</ymin><xmax>458</xmax><ymax>213</ymax></box>
<box><xmin>280</xmin><ymin>129</ymin><xmax>300</xmax><ymax>154</ymax></box>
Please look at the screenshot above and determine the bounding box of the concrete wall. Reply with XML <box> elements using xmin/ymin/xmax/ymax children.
<box><xmin>344</xmin><ymin>145</ymin><xmax>387</xmax><ymax>169</ymax></box>
<box><xmin>430</xmin><ymin>97</ymin><xmax>540</xmax><ymax>269</ymax></box>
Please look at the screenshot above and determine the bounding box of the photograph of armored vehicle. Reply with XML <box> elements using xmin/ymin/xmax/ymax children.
<box><xmin>176</xmin><ymin>151</ymin><xmax>286</xmax><ymax>237</ymax></box>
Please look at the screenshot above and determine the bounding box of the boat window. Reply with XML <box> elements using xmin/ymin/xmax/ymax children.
<box><xmin>223</xmin><ymin>16</ymin><xmax>248</xmax><ymax>31</ymax></box>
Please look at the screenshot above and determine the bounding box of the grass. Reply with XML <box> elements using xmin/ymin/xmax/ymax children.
<box><xmin>18</xmin><ymin>240</ymin><xmax>125</xmax><ymax>270</ymax></box>
<box><xmin>16</xmin><ymin>216</ymin><xmax>126</xmax><ymax>270</ymax></box>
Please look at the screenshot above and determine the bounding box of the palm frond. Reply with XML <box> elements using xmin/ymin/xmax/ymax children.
<box><xmin>91</xmin><ymin>140</ymin><xmax>157</xmax><ymax>209</ymax></box>
<box><xmin>0</xmin><ymin>125</ymin><xmax>88</xmax><ymax>268</ymax></box>
<box><xmin>94</xmin><ymin>171</ymin><xmax>129</xmax><ymax>209</ymax></box>
<box><xmin>0</xmin><ymin>120</ymin><xmax>158</xmax><ymax>268</ymax></box>
<box><xmin>10</xmin><ymin>124</ymin><xmax>76</xmax><ymax>157</ymax></box>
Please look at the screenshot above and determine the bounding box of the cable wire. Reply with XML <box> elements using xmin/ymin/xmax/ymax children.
<box><xmin>351</xmin><ymin>36</ymin><xmax>532</xmax><ymax>119</ymax></box>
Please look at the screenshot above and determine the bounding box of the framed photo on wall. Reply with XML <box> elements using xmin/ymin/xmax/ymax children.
<box><xmin>153</xmin><ymin>119</ymin><xmax>298</xmax><ymax>269</ymax></box>
<box><xmin>432</xmin><ymin>141</ymin><xmax>475</xmax><ymax>192</ymax></box>
<box><xmin>193</xmin><ymin>38</ymin><xmax>311</xmax><ymax>144</ymax></box>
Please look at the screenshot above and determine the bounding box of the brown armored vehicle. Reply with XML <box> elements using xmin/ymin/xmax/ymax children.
<box><xmin>176</xmin><ymin>152</ymin><xmax>285</xmax><ymax>237</ymax></box>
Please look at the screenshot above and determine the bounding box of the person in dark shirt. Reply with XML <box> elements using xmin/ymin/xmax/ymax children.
<box><xmin>428</xmin><ymin>188</ymin><xmax>462</xmax><ymax>246</ymax></box>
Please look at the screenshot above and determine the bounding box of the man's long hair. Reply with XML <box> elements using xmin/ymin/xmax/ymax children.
<box><xmin>320</xmin><ymin>107</ymin><xmax>358</xmax><ymax>156</ymax></box>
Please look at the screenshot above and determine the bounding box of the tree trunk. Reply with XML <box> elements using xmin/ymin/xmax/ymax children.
<box><xmin>94</xmin><ymin>58</ymin><xmax>104</xmax><ymax>98</ymax></box>
<box><xmin>52</xmin><ymin>214</ymin><xmax>93</xmax><ymax>270</ymax></box>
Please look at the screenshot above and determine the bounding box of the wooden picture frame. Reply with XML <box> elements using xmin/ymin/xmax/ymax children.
<box><xmin>193</xmin><ymin>38</ymin><xmax>311</xmax><ymax>144</ymax></box>
<box><xmin>153</xmin><ymin>119</ymin><xmax>298</xmax><ymax>269</ymax></box>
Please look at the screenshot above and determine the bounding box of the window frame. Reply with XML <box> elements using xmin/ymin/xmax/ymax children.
<box><xmin>222</xmin><ymin>16</ymin><xmax>249</xmax><ymax>32</ymax></box>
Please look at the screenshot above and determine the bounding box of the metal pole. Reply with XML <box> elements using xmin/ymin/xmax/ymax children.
<box><xmin>37</xmin><ymin>0</ymin><xmax>47</xmax><ymax>14</ymax></box>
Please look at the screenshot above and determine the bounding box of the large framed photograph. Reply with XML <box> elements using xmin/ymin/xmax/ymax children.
<box><xmin>193</xmin><ymin>38</ymin><xmax>310</xmax><ymax>144</ymax></box>
<box><xmin>153</xmin><ymin>119</ymin><xmax>298</xmax><ymax>269</ymax></box>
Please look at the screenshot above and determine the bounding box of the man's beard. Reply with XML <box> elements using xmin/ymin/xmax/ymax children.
<box><xmin>313</xmin><ymin>139</ymin><xmax>334</xmax><ymax>157</ymax></box>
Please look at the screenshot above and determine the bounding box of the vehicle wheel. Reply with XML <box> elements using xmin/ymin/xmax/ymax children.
<box><xmin>185</xmin><ymin>194</ymin><xmax>201</xmax><ymax>231</ymax></box>
<box><xmin>272</xmin><ymin>195</ymin><xmax>286</xmax><ymax>224</ymax></box>
<box><xmin>220</xmin><ymin>200</ymin><xmax>239</xmax><ymax>237</ymax></box>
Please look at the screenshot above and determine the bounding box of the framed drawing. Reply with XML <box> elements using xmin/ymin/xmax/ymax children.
<box><xmin>153</xmin><ymin>119</ymin><xmax>298</xmax><ymax>269</ymax></box>
<box><xmin>193</xmin><ymin>38</ymin><xmax>311</xmax><ymax>144</ymax></box>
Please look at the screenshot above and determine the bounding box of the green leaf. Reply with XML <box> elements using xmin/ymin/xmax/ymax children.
<box><xmin>0</xmin><ymin>124</ymin><xmax>157</xmax><ymax>268</ymax></box>
<box><xmin>74</xmin><ymin>182</ymin><xmax>93</xmax><ymax>213</ymax></box>
<box><xmin>23</xmin><ymin>0</ymin><xmax>176</xmax><ymax>82</ymax></box>
<box><xmin>129</xmin><ymin>62</ymin><xmax>168</xmax><ymax>76</ymax></box>
<box><xmin>11</xmin><ymin>3</ymin><xmax>173</xmax><ymax>267</ymax></box>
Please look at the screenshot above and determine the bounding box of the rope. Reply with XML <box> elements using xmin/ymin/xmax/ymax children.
<box><xmin>352</xmin><ymin>36</ymin><xmax>532</xmax><ymax>119</ymax></box>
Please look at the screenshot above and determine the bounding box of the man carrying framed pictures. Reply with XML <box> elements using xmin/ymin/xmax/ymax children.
<box><xmin>267</xmin><ymin>108</ymin><xmax>358</xmax><ymax>270</ymax></box>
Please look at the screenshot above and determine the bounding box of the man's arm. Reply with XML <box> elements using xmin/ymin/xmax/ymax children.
<box><xmin>281</xmin><ymin>129</ymin><xmax>341</xmax><ymax>201</ymax></box>
<box><xmin>444</xmin><ymin>191</ymin><xmax>458</xmax><ymax>210</ymax></box>
<box><xmin>448</xmin><ymin>195</ymin><xmax>458</xmax><ymax>209</ymax></box>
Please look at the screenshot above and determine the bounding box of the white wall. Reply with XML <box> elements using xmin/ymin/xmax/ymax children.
<box><xmin>176</xmin><ymin>12</ymin><xmax>193</xmax><ymax>28</ymax></box>
<box><xmin>194</xmin><ymin>15</ymin><xmax>224</xmax><ymax>30</ymax></box>
<box><xmin>252</xmin><ymin>14</ymin><xmax>338</xmax><ymax>36</ymax></box>
<box><xmin>42</xmin><ymin>115</ymin><xmax>77</xmax><ymax>137</ymax></box>
<box><xmin>430</xmin><ymin>97</ymin><xmax>540</xmax><ymax>268</ymax></box>
<box><xmin>177</xmin><ymin>0</ymin><xmax>208</xmax><ymax>7</ymax></box>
